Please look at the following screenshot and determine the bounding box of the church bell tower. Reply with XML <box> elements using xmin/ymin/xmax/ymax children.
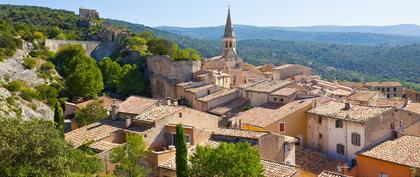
<box><xmin>223</xmin><ymin>7</ymin><xmax>237</xmax><ymax>61</ymax></box>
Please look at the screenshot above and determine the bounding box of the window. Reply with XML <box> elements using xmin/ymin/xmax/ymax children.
<box><xmin>387</xmin><ymin>94</ymin><xmax>390</xmax><ymax>98</ymax></box>
<box><xmin>280</xmin><ymin>98</ymin><xmax>284</xmax><ymax>102</ymax></box>
<box><xmin>387</xmin><ymin>88</ymin><xmax>390</xmax><ymax>92</ymax></box>
<box><xmin>381</xmin><ymin>88</ymin><xmax>385</xmax><ymax>92</ymax></box>
<box><xmin>169</xmin><ymin>134</ymin><xmax>190</xmax><ymax>146</ymax></box>
<box><xmin>318</xmin><ymin>116</ymin><xmax>322</xmax><ymax>124</ymax></box>
<box><xmin>335</xmin><ymin>119</ymin><xmax>343</xmax><ymax>128</ymax></box>
<box><xmin>379</xmin><ymin>172</ymin><xmax>388</xmax><ymax>177</ymax></box>
<box><xmin>318</xmin><ymin>133</ymin><xmax>322</xmax><ymax>139</ymax></box>
<box><xmin>274</xmin><ymin>97</ymin><xmax>278</xmax><ymax>101</ymax></box>
<box><xmin>225</xmin><ymin>42</ymin><xmax>228</xmax><ymax>48</ymax></box>
<box><xmin>284</xmin><ymin>143</ymin><xmax>290</xmax><ymax>151</ymax></box>
<box><xmin>336</xmin><ymin>144</ymin><xmax>345</xmax><ymax>155</ymax></box>
<box><xmin>179</xmin><ymin>112</ymin><xmax>183</xmax><ymax>118</ymax></box>
<box><xmin>393</xmin><ymin>87</ymin><xmax>397</xmax><ymax>92</ymax></box>
<box><xmin>394</xmin><ymin>94</ymin><xmax>396</xmax><ymax>97</ymax></box>
<box><xmin>279</xmin><ymin>122</ymin><xmax>285</xmax><ymax>133</ymax></box>
<box><xmin>390</xmin><ymin>122</ymin><xmax>395</xmax><ymax>129</ymax></box>
<box><xmin>207</xmin><ymin>90</ymin><xmax>210</xmax><ymax>95</ymax></box>
<box><xmin>229</xmin><ymin>42</ymin><xmax>232</xmax><ymax>48</ymax></box>
<box><xmin>351</xmin><ymin>133</ymin><xmax>361</xmax><ymax>146</ymax></box>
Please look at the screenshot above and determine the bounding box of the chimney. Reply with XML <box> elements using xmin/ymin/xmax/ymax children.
<box><xmin>111</xmin><ymin>99</ymin><xmax>119</xmax><ymax>120</ymax></box>
<box><xmin>403</xmin><ymin>98</ymin><xmax>410</xmax><ymax>108</ymax></box>
<box><xmin>166</xmin><ymin>97</ymin><xmax>171</xmax><ymax>106</ymax></box>
<box><xmin>343</xmin><ymin>101</ymin><xmax>352</xmax><ymax>110</ymax></box>
<box><xmin>124</xmin><ymin>117</ymin><xmax>132</xmax><ymax>128</ymax></box>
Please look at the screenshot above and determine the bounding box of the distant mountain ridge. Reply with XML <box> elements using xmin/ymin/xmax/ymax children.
<box><xmin>157</xmin><ymin>24</ymin><xmax>420</xmax><ymax>46</ymax></box>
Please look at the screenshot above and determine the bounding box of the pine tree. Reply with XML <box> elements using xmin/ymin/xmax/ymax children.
<box><xmin>175</xmin><ymin>124</ymin><xmax>188</xmax><ymax>177</ymax></box>
<box><xmin>54</xmin><ymin>101</ymin><xmax>64</xmax><ymax>138</ymax></box>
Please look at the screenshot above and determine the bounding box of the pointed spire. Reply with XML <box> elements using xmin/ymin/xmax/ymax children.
<box><xmin>224</xmin><ymin>6</ymin><xmax>235</xmax><ymax>38</ymax></box>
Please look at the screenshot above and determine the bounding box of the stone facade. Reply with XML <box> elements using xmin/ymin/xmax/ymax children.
<box><xmin>79</xmin><ymin>8</ymin><xmax>99</xmax><ymax>19</ymax></box>
<box><xmin>147</xmin><ymin>55</ymin><xmax>201</xmax><ymax>98</ymax></box>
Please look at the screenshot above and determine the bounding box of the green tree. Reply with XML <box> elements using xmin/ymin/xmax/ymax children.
<box><xmin>175</xmin><ymin>124</ymin><xmax>189</xmax><ymax>177</ymax></box>
<box><xmin>75</xmin><ymin>100</ymin><xmax>108</xmax><ymax>126</ymax></box>
<box><xmin>0</xmin><ymin>118</ymin><xmax>102</xmax><ymax>177</ymax></box>
<box><xmin>65</xmin><ymin>55</ymin><xmax>104</xmax><ymax>100</ymax></box>
<box><xmin>117</xmin><ymin>64</ymin><xmax>148</xmax><ymax>96</ymax></box>
<box><xmin>189</xmin><ymin>142</ymin><xmax>264</xmax><ymax>177</ymax></box>
<box><xmin>52</xmin><ymin>44</ymin><xmax>86</xmax><ymax>77</ymax></box>
<box><xmin>98</xmin><ymin>57</ymin><xmax>123</xmax><ymax>91</ymax></box>
<box><xmin>54</xmin><ymin>101</ymin><xmax>65</xmax><ymax>138</ymax></box>
<box><xmin>110</xmin><ymin>133</ymin><xmax>148</xmax><ymax>177</ymax></box>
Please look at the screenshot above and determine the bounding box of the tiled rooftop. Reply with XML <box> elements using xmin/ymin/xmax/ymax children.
<box><xmin>134</xmin><ymin>105</ymin><xmax>184</xmax><ymax>122</ymax></box>
<box><xmin>186</xmin><ymin>84</ymin><xmax>216</xmax><ymax>93</ymax></box>
<box><xmin>236</xmin><ymin>100</ymin><xmax>313</xmax><ymax>128</ymax></box>
<box><xmin>212</xmin><ymin>128</ymin><xmax>267</xmax><ymax>140</ymax></box>
<box><xmin>270</xmin><ymin>87</ymin><xmax>298</xmax><ymax>96</ymax></box>
<box><xmin>197</xmin><ymin>89</ymin><xmax>238</xmax><ymax>102</ymax></box>
<box><xmin>373</xmin><ymin>98</ymin><xmax>405</xmax><ymax>108</ymax></box>
<box><xmin>65</xmin><ymin>119</ymin><xmax>124</xmax><ymax>148</ymax></box>
<box><xmin>76</xmin><ymin>96</ymin><xmax>122</xmax><ymax>111</ymax></box>
<box><xmin>208</xmin><ymin>97</ymin><xmax>247</xmax><ymax>116</ymax></box>
<box><xmin>360</xmin><ymin>135</ymin><xmax>420</xmax><ymax>168</ymax></box>
<box><xmin>318</xmin><ymin>170</ymin><xmax>351</xmax><ymax>177</ymax></box>
<box><xmin>307</xmin><ymin>101</ymin><xmax>391</xmax><ymax>123</ymax></box>
<box><xmin>89</xmin><ymin>140</ymin><xmax>122</xmax><ymax>152</ymax></box>
<box><xmin>261</xmin><ymin>159</ymin><xmax>300</xmax><ymax>177</ymax></box>
<box><xmin>346</xmin><ymin>91</ymin><xmax>378</xmax><ymax>102</ymax></box>
<box><xmin>246</xmin><ymin>79</ymin><xmax>294</xmax><ymax>93</ymax></box>
<box><xmin>296</xmin><ymin>146</ymin><xmax>346</xmax><ymax>175</ymax></box>
<box><xmin>273</xmin><ymin>64</ymin><xmax>311</xmax><ymax>70</ymax></box>
<box><xmin>118</xmin><ymin>96</ymin><xmax>159</xmax><ymax>115</ymax></box>
<box><xmin>365</xmin><ymin>81</ymin><xmax>402</xmax><ymax>87</ymax></box>
<box><xmin>405</xmin><ymin>102</ymin><xmax>420</xmax><ymax>115</ymax></box>
<box><xmin>238</xmin><ymin>79</ymin><xmax>267</xmax><ymax>89</ymax></box>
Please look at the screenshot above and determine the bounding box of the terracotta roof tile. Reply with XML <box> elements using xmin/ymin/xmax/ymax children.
<box><xmin>346</xmin><ymin>91</ymin><xmax>378</xmax><ymax>102</ymax></box>
<box><xmin>197</xmin><ymin>89</ymin><xmax>238</xmax><ymax>102</ymax></box>
<box><xmin>236</xmin><ymin>100</ymin><xmax>313</xmax><ymax>128</ymax></box>
<box><xmin>296</xmin><ymin>146</ymin><xmax>346</xmax><ymax>175</ymax></box>
<box><xmin>270</xmin><ymin>87</ymin><xmax>298</xmax><ymax>96</ymax></box>
<box><xmin>134</xmin><ymin>105</ymin><xmax>184</xmax><ymax>122</ymax></box>
<box><xmin>360</xmin><ymin>135</ymin><xmax>420</xmax><ymax>168</ymax></box>
<box><xmin>318</xmin><ymin>170</ymin><xmax>351</xmax><ymax>177</ymax></box>
<box><xmin>118</xmin><ymin>96</ymin><xmax>159</xmax><ymax>115</ymax></box>
<box><xmin>364</xmin><ymin>81</ymin><xmax>402</xmax><ymax>87</ymax></box>
<box><xmin>76</xmin><ymin>96</ymin><xmax>122</xmax><ymax>111</ymax></box>
<box><xmin>65</xmin><ymin>119</ymin><xmax>124</xmax><ymax>148</ymax></box>
<box><xmin>89</xmin><ymin>140</ymin><xmax>122</xmax><ymax>152</ymax></box>
<box><xmin>212</xmin><ymin>128</ymin><xmax>267</xmax><ymax>140</ymax></box>
<box><xmin>246</xmin><ymin>79</ymin><xmax>294</xmax><ymax>93</ymax></box>
<box><xmin>261</xmin><ymin>159</ymin><xmax>299</xmax><ymax>177</ymax></box>
<box><xmin>307</xmin><ymin>101</ymin><xmax>391</xmax><ymax>123</ymax></box>
<box><xmin>405</xmin><ymin>102</ymin><xmax>420</xmax><ymax>115</ymax></box>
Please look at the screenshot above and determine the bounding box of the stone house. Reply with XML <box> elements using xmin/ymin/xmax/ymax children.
<box><xmin>273</xmin><ymin>64</ymin><xmax>312</xmax><ymax>80</ymax></box>
<box><xmin>63</xmin><ymin>95</ymin><xmax>122</xmax><ymax>118</ymax></box>
<box><xmin>364</xmin><ymin>81</ymin><xmax>404</xmax><ymax>98</ymax></box>
<box><xmin>240</xmin><ymin>79</ymin><xmax>295</xmax><ymax>106</ymax></box>
<box><xmin>345</xmin><ymin>135</ymin><xmax>420</xmax><ymax>177</ymax></box>
<box><xmin>233</xmin><ymin>100</ymin><xmax>314</xmax><ymax>146</ymax></box>
<box><xmin>306</xmin><ymin>101</ymin><xmax>419</xmax><ymax>163</ymax></box>
<box><xmin>403</xmin><ymin>88</ymin><xmax>420</xmax><ymax>102</ymax></box>
<box><xmin>269</xmin><ymin>87</ymin><xmax>299</xmax><ymax>104</ymax></box>
<box><xmin>79</xmin><ymin>8</ymin><xmax>99</xmax><ymax>19</ymax></box>
<box><xmin>193</xmin><ymin>88</ymin><xmax>239</xmax><ymax>112</ymax></box>
<box><xmin>345</xmin><ymin>90</ymin><xmax>382</xmax><ymax>106</ymax></box>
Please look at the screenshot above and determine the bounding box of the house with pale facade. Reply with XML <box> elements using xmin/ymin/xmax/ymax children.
<box><xmin>273</xmin><ymin>64</ymin><xmax>312</xmax><ymax>80</ymax></box>
<box><xmin>306</xmin><ymin>101</ymin><xmax>420</xmax><ymax>164</ymax></box>
<box><xmin>364</xmin><ymin>81</ymin><xmax>403</xmax><ymax>98</ymax></box>
<box><xmin>240</xmin><ymin>79</ymin><xmax>295</xmax><ymax>106</ymax></box>
<box><xmin>232</xmin><ymin>99</ymin><xmax>314</xmax><ymax>145</ymax></box>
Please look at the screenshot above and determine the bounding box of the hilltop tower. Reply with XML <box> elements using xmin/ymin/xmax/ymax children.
<box><xmin>222</xmin><ymin>8</ymin><xmax>238</xmax><ymax>62</ymax></box>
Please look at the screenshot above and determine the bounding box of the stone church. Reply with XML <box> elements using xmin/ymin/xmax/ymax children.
<box><xmin>202</xmin><ymin>8</ymin><xmax>270</xmax><ymax>86</ymax></box>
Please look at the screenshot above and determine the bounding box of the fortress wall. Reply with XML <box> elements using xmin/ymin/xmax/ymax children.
<box><xmin>147</xmin><ymin>55</ymin><xmax>201</xmax><ymax>98</ymax></box>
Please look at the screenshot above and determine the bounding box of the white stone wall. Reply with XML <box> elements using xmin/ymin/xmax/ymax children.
<box><xmin>248</xmin><ymin>91</ymin><xmax>269</xmax><ymax>106</ymax></box>
<box><xmin>326</xmin><ymin>119</ymin><xmax>365</xmax><ymax>160</ymax></box>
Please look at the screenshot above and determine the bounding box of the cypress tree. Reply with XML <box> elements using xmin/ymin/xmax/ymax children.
<box><xmin>54</xmin><ymin>101</ymin><xmax>64</xmax><ymax>138</ymax></box>
<box><xmin>175</xmin><ymin>124</ymin><xmax>188</xmax><ymax>177</ymax></box>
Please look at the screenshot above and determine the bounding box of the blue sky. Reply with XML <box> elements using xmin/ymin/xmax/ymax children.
<box><xmin>3</xmin><ymin>0</ymin><xmax>420</xmax><ymax>27</ymax></box>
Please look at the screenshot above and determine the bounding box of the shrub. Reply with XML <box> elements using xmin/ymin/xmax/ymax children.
<box><xmin>5</xmin><ymin>80</ymin><xmax>27</xmax><ymax>92</ymax></box>
<box><xmin>23</xmin><ymin>57</ymin><xmax>37</xmax><ymax>69</ymax></box>
<box><xmin>40</xmin><ymin>61</ymin><xmax>55</xmax><ymax>72</ymax></box>
<box><xmin>20</xmin><ymin>88</ymin><xmax>39</xmax><ymax>101</ymax></box>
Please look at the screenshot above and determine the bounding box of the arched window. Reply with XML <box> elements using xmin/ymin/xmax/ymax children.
<box><xmin>225</xmin><ymin>42</ymin><xmax>228</xmax><ymax>48</ymax></box>
<box><xmin>229</xmin><ymin>42</ymin><xmax>232</xmax><ymax>48</ymax></box>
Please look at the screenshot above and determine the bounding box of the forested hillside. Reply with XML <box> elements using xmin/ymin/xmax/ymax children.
<box><xmin>157</xmin><ymin>25</ymin><xmax>420</xmax><ymax>46</ymax></box>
